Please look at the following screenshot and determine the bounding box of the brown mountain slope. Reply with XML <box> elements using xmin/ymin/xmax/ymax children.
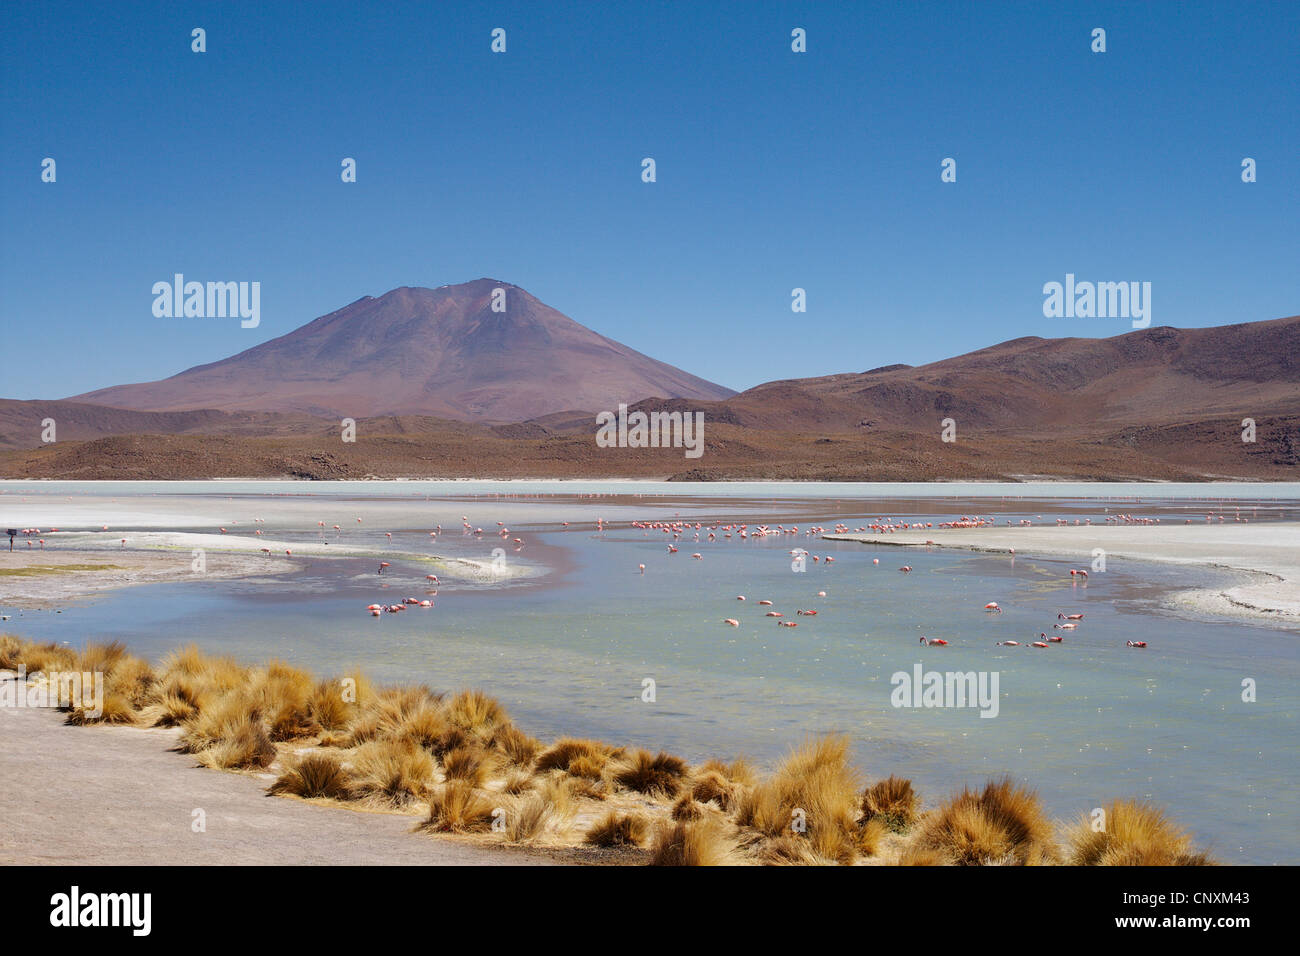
<box><xmin>69</xmin><ymin>279</ymin><xmax>735</xmax><ymax>421</ymax></box>
<box><xmin>617</xmin><ymin>315</ymin><xmax>1300</xmax><ymax>434</ymax></box>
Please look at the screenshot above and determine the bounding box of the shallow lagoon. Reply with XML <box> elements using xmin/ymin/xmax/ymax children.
<box><xmin>3</xmin><ymin>481</ymin><xmax>1298</xmax><ymax>863</ymax></box>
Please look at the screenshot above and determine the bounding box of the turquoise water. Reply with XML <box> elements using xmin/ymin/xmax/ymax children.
<box><xmin>2</xmin><ymin>481</ymin><xmax>1298</xmax><ymax>863</ymax></box>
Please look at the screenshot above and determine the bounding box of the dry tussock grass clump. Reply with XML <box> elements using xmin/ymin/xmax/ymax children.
<box><xmin>490</xmin><ymin>723</ymin><xmax>541</xmax><ymax>768</ymax></box>
<box><xmin>861</xmin><ymin>775</ymin><xmax>919</xmax><ymax>832</ymax></box>
<box><xmin>650</xmin><ymin>818</ymin><xmax>733</xmax><ymax>866</ymax></box>
<box><xmin>613</xmin><ymin>749</ymin><xmax>689</xmax><ymax>797</ymax></box>
<box><xmin>698</xmin><ymin>757</ymin><xmax>757</xmax><ymax>787</ymax></box>
<box><xmin>754</xmin><ymin>834</ymin><xmax>835</xmax><ymax>866</ymax></box>
<box><xmin>1067</xmin><ymin>800</ymin><xmax>1215</xmax><ymax>866</ymax></box>
<box><xmin>398</xmin><ymin>700</ymin><xmax>451</xmax><ymax>751</ymax></box>
<box><xmin>1</xmin><ymin>636</ymin><xmax>78</xmax><ymax>674</ymax></box>
<box><xmin>504</xmin><ymin>792</ymin><xmax>555</xmax><ymax>843</ymax></box>
<box><xmin>442</xmin><ymin>745</ymin><xmax>495</xmax><ymax>786</ymax></box>
<box><xmin>196</xmin><ymin>714</ymin><xmax>277</xmax><ymax>770</ymax></box>
<box><xmin>571</xmin><ymin>778</ymin><xmax>609</xmax><ymax>801</ymax></box>
<box><xmin>534</xmin><ymin>737</ymin><xmax>622</xmax><ymax>776</ymax></box>
<box><xmin>444</xmin><ymin>689</ymin><xmax>508</xmax><ymax>742</ymax></box>
<box><xmin>586</xmin><ymin>811</ymin><xmax>649</xmax><ymax>848</ymax></box>
<box><xmin>307</xmin><ymin>677</ymin><xmax>355</xmax><ymax>731</ymax></box>
<box><xmin>148</xmin><ymin>647</ymin><xmax>247</xmax><ymax>727</ymax></box>
<box><xmin>254</xmin><ymin>660</ymin><xmax>319</xmax><ymax>741</ymax></box>
<box><xmin>907</xmin><ymin>778</ymin><xmax>1058</xmax><ymax>866</ymax></box>
<box><xmin>0</xmin><ymin>634</ymin><xmax>25</xmax><ymax>670</ymax></box>
<box><xmin>269</xmin><ymin>752</ymin><xmax>355</xmax><ymax>800</ymax></box>
<box><xmin>856</xmin><ymin>817</ymin><xmax>888</xmax><ymax>857</ymax></box>
<box><xmin>690</xmin><ymin>770</ymin><xmax>736</xmax><ymax>809</ymax></box>
<box><xmin>348</xmin><ymin>684</ymin><xmax>437</xmax><ymax>746</ymax></box>
<box><xmin>735</xmin><ymin>734</ymin><xmax>862</xmax><ymax>864</ymax></box>
<box><xmin>350</xmin><ymin>738</ymin><xmax>435</xmax><ymax>807</ymax></box>
<box><xmin>422</xmin><ymin>780</ymin><xmax>497</xmax><ymax>833</ymax></box>
<box><xmin>501</xmin><ymin>770</ymin><xmax>535</xmax><ymax>795</ymax></box>
<box><xmin>64</xmin><ymin>690</ymin><xmax>139</xmax><ymax>725</ymax></box>
<box><xmin>671</xmin><ymin>794</ymin><xmax>705</xmax><ymax>821</ymax></box>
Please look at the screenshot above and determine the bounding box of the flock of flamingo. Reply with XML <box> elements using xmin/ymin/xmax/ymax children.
<box><xmin>17</xmin><ymin>502</ymin><xmax>1227</xmax><ymax>656</ymax></box>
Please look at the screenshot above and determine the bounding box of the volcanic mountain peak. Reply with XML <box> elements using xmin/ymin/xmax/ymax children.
<box><xmin>70</xmin><ymin>280</ymin><xmax>736</xmax><ymax>421</ymax></box>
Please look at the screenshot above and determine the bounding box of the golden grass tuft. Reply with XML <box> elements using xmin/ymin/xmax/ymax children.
<box><xmin>0</xmin><ymin>634</ymin><xmax>24</xmax><ymax>670</ymax></box>
<box><xmin>613</xmin><ymin>749</ymin><xmax>689</xmax><ymax>797</ymax></box>
<box><xmin>65</xmin><ymin>690</ymin><xmax>138</xmax><ymax>726</ymax></box>
<box><xmin>735</xmin><ymin>734</ymin><xmax>861</xmax><ymax>864</ymax></box>
<box><xmin>491</xmin><ymin>723</ymin><xmax>542</xmax><ymax>768</ymax></box>
<box><xmin>445</xmin><ymin>689</ymin><xmax>508</xmax><ymax>742</ymax></box>
<box><xmin>586</xmin><ymin>811</ymin><xmax>649</xmax><ymax>848</ymax></box>
<box><xmin>256</xmin><ymin>660</ymin><xmax>319</xmax><ymax>741</ymax></box>
<box><xmin>442</xmin><ymin>745</ymin><xmax>495</xmax><ymax>786</ymax></box>
<box><xmin>501</xmin><ymin>770</ymin><xmax>535</xmax><ymax>795</ymax></box>
<box><xmin>698</xmin><ymin>757</ymin><xmax>757</xmax><ymax>787</ymax></box>
<box><xmin>269</xmin><ymin>752</ymin><xmax>355</xmax><ymax>800</ymax></box>
<box><xmin>897</xmin><ymin>846</ymin><xmax>951</xmax><ymax>866</ymax></box>
<box><xmin>504</xmin><ymin>792</ymin><xmax>552</xmax><ymax>843</ymax></box>
<box><xmin>861</xmin><ymin>775</ymin><xmax>919</xmax><ymax>832</ymax></box>
<box><xmin>398</xmin><ymin>701</ymin><xmax>450</xmax><ymax>751</ymax></box>
<box><xmin>1067</xmin><ymin>800</ymin><xmax>1215</xmax><ymax>866</ymax></box>
<box><xmin>308</xmin><ymin>677</ymin><xmax>355</xmax><ymax>731</ymax></box>
<box><xmin>755</xmin><ymin>835</ymin><xmax>833</xmax><ymax>866</ymax></box>
<box><xmin>422</xmin><ymin>780</ymin><xmax>497</xmax><ymax>833</ymax></box>
<box><xmin>690</xmin><ymin>769</ymin><xmax>737</xmax><ymax>810</ymax></box>
<box><xmin>650</xmin><ymin>818</ymin><xmax>732</xmax><ymax>866</ymax></box>
<box><xmin>350</xmin><ymin>739</ymin><xmax>435</xmax><ymax>807</ymax></box>
<box><xmin>192</xmin><ymin>708</ymin><xmax>277</xmax><ymax>770</ymax></box>
<box><xmin>910</xmin><ymin>777</ymin><xmax>1058</xmax><ymax>866</ymax></box>
<box><xmin>856</xmin><ymin>817</ymin><xmax>888</xmax><ymax>856</ymax></box>
<box><xmin>671</xmin><ymin>794</ymin><xmax>705</xmax><ymax>821</ymax></box>
<box><xmin>535</xmin><ymin>737</ymin><xmax>622</xmax><ymax>775</ymax></box>
<box><xmin>2</xmin><ymin>637</ymin><xmax>77</xmax><ymax>674</ymax></box>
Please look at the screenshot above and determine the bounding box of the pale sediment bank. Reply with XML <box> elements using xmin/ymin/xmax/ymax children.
<box><xmin>0</xmin><ymin>539</ymin><xmax>538</xmax><ymax>611</ymax></box>
<box><xmin>822</xmin><ymin>522</ymin><xmax>1300</xmax><ymax>625</ymax></box>
<box><xmin>0</xmin><ymin>549</ymin><xmax>294</xmax><ymax>611</ymax></box>
<box><xmin>0</xmin><ymin>683</ymin><xmax>553</xmax><ymax>865</ymax></box>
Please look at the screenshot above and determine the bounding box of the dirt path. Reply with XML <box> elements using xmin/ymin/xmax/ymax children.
<box><xmin>0</xmin><ymin>681</ymin><xmax>553</xmax><ymax>865</ymax></box>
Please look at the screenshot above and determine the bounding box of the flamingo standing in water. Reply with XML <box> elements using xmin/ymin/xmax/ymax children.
<box><xmin>919</xmin><ymin>636</ymin><xmax>948</xmax><ymax>646</ymax></box>
<box><xmin>996</xmin><ymin>640</ymin><xmax>1020</xmax><ymax>646</ymax></box>
<box><xmin>1127</xmin><ymin>640</ymin><xmax>1147</xmax><ymax>648</ymax></box>
<box><xmin>984</xmin><ymin>602</ymin><xmax>1002</xmax><ymax>613</ymax></box>
<box><xmin>1044</xmin><ymin>632</ymin><xmax>1063</xmax><ymax>643</ymax></box>
<box><xmin>378</xmin><ymin>562</ymin><xmax>390</xmax><ymax>574</ymax></box>
<box><xmin>1059</xmin><ymin>613</ymin><xmax>1084</xmax><ymax>620</ymax></box>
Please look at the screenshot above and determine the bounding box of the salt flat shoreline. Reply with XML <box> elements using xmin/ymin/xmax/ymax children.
<box><xmin>822</xmin><ymin>522</ymin><xmax>1300</xmax><ymax>625</ymax></box>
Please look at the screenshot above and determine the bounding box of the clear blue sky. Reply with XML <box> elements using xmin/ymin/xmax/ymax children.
<box><xmin>2</xmin><ymin>0</ymin><xmax>1296</xmax><ymax>399</ymax></box>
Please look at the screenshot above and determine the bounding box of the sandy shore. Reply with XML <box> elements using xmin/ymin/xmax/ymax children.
<box><xmin>823</xmin><ymin>522</ymin><xmax>1300</xmax><ymax>625</ymax></box>
<box><xmin>0</xmin><ymin>677</ymin><xmax>554</xmax><ymax>865</ymax></box>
